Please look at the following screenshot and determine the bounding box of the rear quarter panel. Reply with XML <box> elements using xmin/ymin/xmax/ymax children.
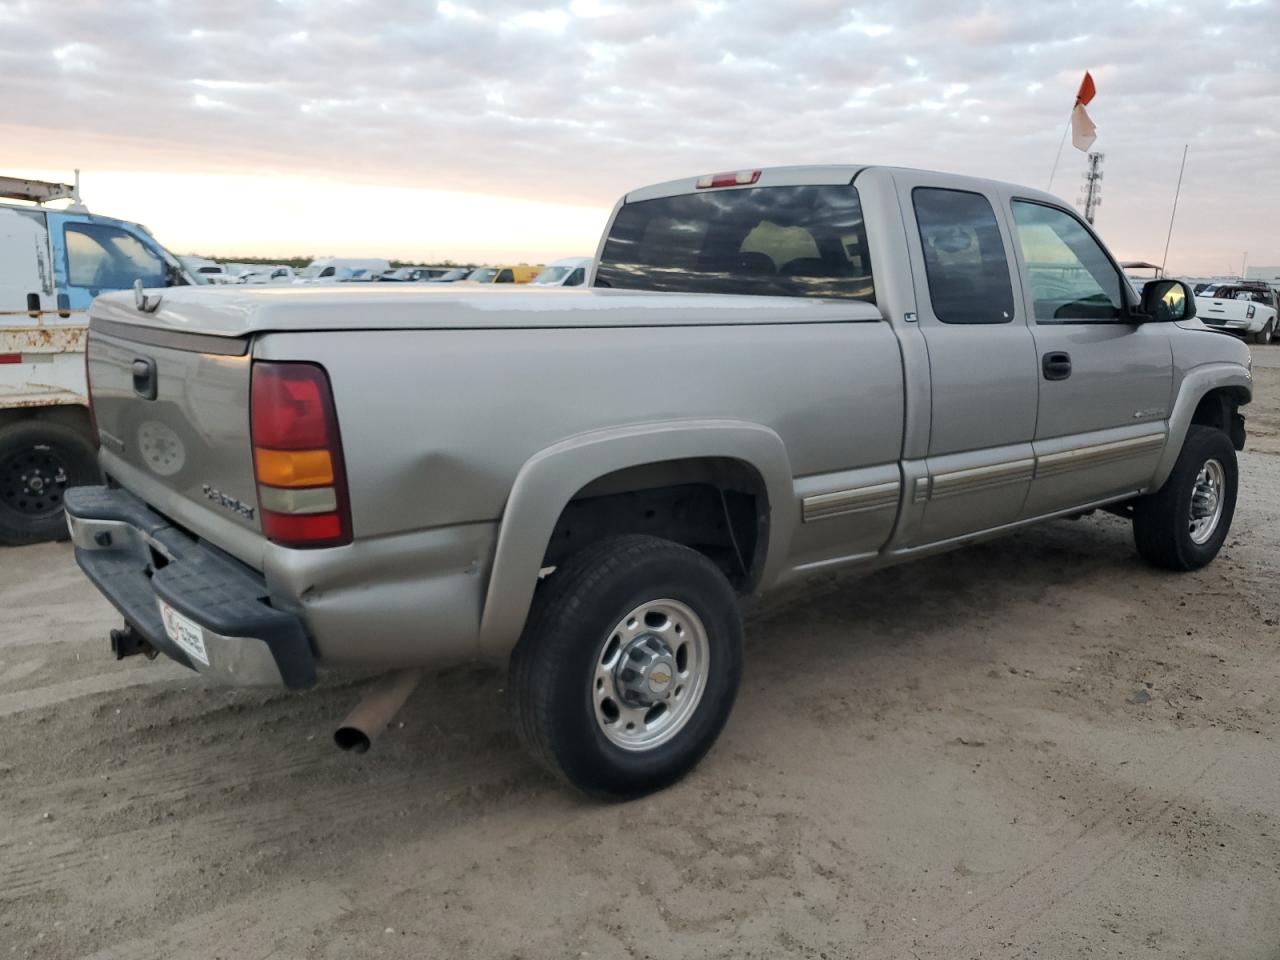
<box><xmin>253</xmin><ymin>320</ymin><xmax>905</xmax><ymax>549</ymax></box>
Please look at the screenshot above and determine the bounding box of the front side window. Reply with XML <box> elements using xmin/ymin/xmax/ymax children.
<box><xmin>495</xmin><ymin>268</ymin><xmax>515</xmax><ymax>283</ymax></box>
<box><xmin>912</xmin><ymin>188</ymin><xmax>1015</xmax><ymax>324</ymax></box>
<box><xmin>564</xmin><ymin>267</ymin><xmax>585</xmax><ymax>286</ymax></box>
<box><xmin>65</xmin><ymin>222</ymin><xmax>166</xmax><ymax>290</ymax></box>
<box><xmin>595</xmin><ymin>185</ymin><xmax>875</xmax><ymax>301</ymax></box>
<box><xmin>1011</xmin><ymin>201</ymin><xmax>1124</xmax><ymax>322</ymax></box>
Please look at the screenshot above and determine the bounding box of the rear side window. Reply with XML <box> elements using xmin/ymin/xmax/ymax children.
<box><xmin>1010</xmin><ymin>201</ymin><xmax>1123</xmax><ymax>321</ymax></box>
<box><xmin>65</xmin><ymin>222</ymin><xmax>165</xmax><ymax>290</ymax></box>
<box><xmin>912</xmin><ymin>188</ymin><xmax>1015</xmax><ymax>324</ymax></box>
<box><xmin>595</xmin><ymin>185</ymin><xmax>875</xmax><ymax>302</ymax></box>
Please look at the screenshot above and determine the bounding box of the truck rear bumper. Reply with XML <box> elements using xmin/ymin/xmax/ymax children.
<box><xmin>64</xmin><ymin>485</ymin><xmax>316</xmax><ymax>689</ymax></box>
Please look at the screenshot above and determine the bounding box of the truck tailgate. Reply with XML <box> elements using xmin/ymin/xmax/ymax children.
<box><xmin>87</xmin><ymin>325</ymin><xmax>264</xmax><ymax>564</ymax></box>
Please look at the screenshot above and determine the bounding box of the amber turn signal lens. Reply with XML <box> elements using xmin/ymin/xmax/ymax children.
<box><xmin>253</xmin><ymin>448</ymin><xmax>334</xmax><ymax>488</ymax></box>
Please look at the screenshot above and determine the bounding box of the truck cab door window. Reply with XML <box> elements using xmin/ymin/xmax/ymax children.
<box><xmin>564</xmin><ymin>267</ymin><xmax>585</xmax><ymax>286</ymax></box>
<box><xmin>1010</xmin><ymin>202</ymin><xmax>1123</xmax><ymax>322</ymax></box>
<box><xmin>496</xmin><ymin>269</ymin><xmax>515</xmax><ymax>283</ymax></box>
<box><xmin>65</xmin><ymin>222</ymin><xmax>166</xmax><ymax>291</ymax></box>
<box><xmin>912</xmin><ymin>188</ymin><xmax>1015</xmax><ymax>324</ymax></box>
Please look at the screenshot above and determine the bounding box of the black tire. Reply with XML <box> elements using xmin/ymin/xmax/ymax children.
<box><xmin>510</xmin><ymin>534</ymin><xmax>743</xmax><ymax>800</ymax></box>
<box><xmin>0</xmin><ymin>420</ymin><xmax>100</xmax><ymax>546</ymax></box>
<box><xmin>1132</xmin><ymin>425</ymin><xmax>1237</xmax><ymax>571</ymax></box>
<box><xmin>1252</xmin><ymin>323</ymin><xmax>1272</xmax><ymax>345</ymax></box>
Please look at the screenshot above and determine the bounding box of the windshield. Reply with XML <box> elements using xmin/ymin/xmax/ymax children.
<box><xmin>533</xmin><ymin>266</ymin><xmax>571</xmax><ymax>285</ymax></box>
<box><xmin>468</xmin><ymin>268</ymin><xmax>497</xmax><ymax>283</ymax></box>
<box><xmin>595</xmin><ymin>185</ymin><xmax>875</xmax><ymax>301</ymax></box>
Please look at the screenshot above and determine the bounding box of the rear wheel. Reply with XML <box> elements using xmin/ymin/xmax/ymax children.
<box><xmin>1253</xmin><ymin>322</ymin><xmax>1273</xmax><ymax>345</ymax></box>
<box><xmin>1132</xmin><ymin>425</ymin><xmax>1236</xmax><ymax>571</ymax></box>
<box><xmin>510</xmin><ymin>535</ymin><xmax>743</xmax><ymax>799</ymax></box>
<box><xmin>0</xmin><ymin>420</ymin><xmax>99</xmax><ymax>546</ymax></box>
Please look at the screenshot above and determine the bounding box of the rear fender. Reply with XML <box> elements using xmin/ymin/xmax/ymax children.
<box><xmin>476</xmin><ymin>419</ymin><xmax>794</xmax><ymax>659</ymax></box>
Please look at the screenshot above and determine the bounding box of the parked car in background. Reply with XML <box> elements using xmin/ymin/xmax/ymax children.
<box><xmin>67</xmin><ymin>163</ymin><xmax>1250</xmax><ymax>799</ymax></box>
<box><xmin>429</xmin><ymin>268</ymin><xmax>471</xmax><ymax>283</ymax></box>
<box><xmin>462</xmin><ymin>265</ymin><xmax>544</xmax><ymax>284</ymax></box>
<box><xmin>238</xmin><ymin>266</ymin><xmax>297</xmax><ymax>285</ymax></box>
<box><xmin>295</xmin><ymin>258</ymin><xmax>392</xmax><ymax>284</ymax></box>
<box><xmin>0</xmin><ymin>173</ymin><xmax>193</xmax><ymax>544</ymax></box>
<box><xmin>532</xmin><ymin>257</ymin><xmax>592</xmax><ymax>287</ymax></box>
<box><xmin>1195</xmin><ymin>281</ymin><xmax>1279</xmax><ymax>344</ymax></box>
<box><xmin>378</xmin><ymin>267</ymin><xmax>449</xmax><ymax>282</ymax></box>
<box><xmin>179</xmin><ymin>256</ymin><xmax>236</xmax><ymax>285</ymax></box>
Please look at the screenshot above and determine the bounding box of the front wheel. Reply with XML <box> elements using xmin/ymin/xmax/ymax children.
<box><xmin>1132</xmin><ymin>425</ymin><xmax>1237</xmax><ymax>571</ymax></box>
<box><xmin>0</xmin><ymin>420</ymin><xmax>100</xmax><ymax>546</ymax></box>
<box><xmin>509</xmin><ymin>535</ymin><xmax>743</xmax><ymax>799</ymax></box>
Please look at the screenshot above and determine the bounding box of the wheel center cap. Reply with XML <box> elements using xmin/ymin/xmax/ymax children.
<box><xmin>27</xmin><ymin>474</ymin><xmax>45</xmax><ymax>494</ymax></box>
<box><xmin>615</xmin><ymin>633</ymin><xmax>677</xmax><ymax>705</ymax></box>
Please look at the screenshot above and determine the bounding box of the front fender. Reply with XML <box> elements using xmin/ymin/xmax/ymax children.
<box><xmin>476</xmin><ymin>419</ymin><xmax>794</xmax><ymax>659</ymax></box>
<box><xmin>1154</xmin><ymin>362</ymin><xmax>1252</xmax><ymax>488</ymax></box>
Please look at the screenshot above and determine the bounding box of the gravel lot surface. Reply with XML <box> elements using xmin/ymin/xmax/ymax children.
<box><xmin>2</xmin><ymin>349</ymin><xmax>1278</xmax><ymax>960</ymax></box>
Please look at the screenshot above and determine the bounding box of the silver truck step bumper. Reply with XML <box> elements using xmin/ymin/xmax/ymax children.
<box><xmin>64</xmin><ymin>485</ymin><xmax>316</xmax><ymax>689</ymax></box>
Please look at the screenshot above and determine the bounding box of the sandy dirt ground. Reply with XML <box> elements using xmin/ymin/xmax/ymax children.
<box><xmin>2</xmin><ymin>353</ymin><xmax>1279</xmax><ymax>960</ymax></box>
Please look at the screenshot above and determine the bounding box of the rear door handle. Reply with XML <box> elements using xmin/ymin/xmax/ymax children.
<box><xmin>1042</xmin><ymin>351</ymin><xmax>1072</xmax><ymax>381</ymax></box>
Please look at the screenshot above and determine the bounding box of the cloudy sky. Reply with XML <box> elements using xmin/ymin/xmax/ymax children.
<box><xmin>3</xmin><ymin>0</ymin><xmax>1277</xmax><ymax>274</ymax></box>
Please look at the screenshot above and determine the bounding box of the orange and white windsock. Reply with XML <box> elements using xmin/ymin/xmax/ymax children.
<box><xmin>1071</xmin><ymin>71</ymin><xmax>1097</xmax><ymax>151</ymax></box>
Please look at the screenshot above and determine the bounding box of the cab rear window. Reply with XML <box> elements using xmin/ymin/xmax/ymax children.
<box><xmin>595</xmin><ymin>185</ymin><xmax>875</xmax><ymax>302</ymax></box>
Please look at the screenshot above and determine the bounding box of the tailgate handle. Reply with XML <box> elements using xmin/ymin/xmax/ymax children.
<box><xmin>132</xmin><ymin>357</ymin><xmax>158</xmax><ymax>400</ymax></box>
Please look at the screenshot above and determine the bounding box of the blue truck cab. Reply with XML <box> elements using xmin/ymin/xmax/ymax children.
<box><xmin>0</xmin><ymin>174</ymin><xmax>193</xmax><ymax>545</ymax></box>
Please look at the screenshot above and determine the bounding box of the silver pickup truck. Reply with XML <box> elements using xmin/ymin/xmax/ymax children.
<box><xmin>65</xmin><ymin>164</ymin><xmax>1252</xmax><ymax>798</ymax></box>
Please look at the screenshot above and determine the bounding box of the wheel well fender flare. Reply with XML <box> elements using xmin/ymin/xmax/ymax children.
<box><xmin>477</xmin><ymin>419</ymin><xmax>794</xmax><ymax>659</ymax></box>
<box><xmin>1154</xmin><ymin>363</ymin><xmax>1252</xmax><ymax>489</ymax></box>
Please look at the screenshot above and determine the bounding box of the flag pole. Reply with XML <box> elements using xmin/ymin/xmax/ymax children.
<box><xmin>1046</xmin><ymin>114</ymin><xmax>1072</xmax><ymax>192</ymax></box>
<box><xmin>1160</xmin><ymin>144</ymin><xmax>1189</xmax><ymax>277</ymax></box>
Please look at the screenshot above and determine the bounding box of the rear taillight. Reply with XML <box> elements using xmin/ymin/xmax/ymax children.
<box><xmin>250</xmin><ymin>361</ymin><xmax>351</xmax><ymax>548</ymax></box>
<box><xmin>696</xmin><ymin>169</ymin><xmax>761</xmax><ymax>189</ymax></box>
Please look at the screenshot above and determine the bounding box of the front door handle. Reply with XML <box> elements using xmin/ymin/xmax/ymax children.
<box><xmin>1042</xmin><ymin>351</ymin><xmax>1072</xmax><ymax>381</ymax></box>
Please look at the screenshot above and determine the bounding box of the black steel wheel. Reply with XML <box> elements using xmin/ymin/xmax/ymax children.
<box><xmin>0</xmin><ymin>420</ymin><xmax>99</xmax><ymax>546</ymax></box>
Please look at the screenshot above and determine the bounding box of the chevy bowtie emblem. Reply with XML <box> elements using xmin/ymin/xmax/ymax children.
<box><xmin>649</xmin><ymin>669</ymin><xmax>670</xmax><ymax>685</ymax></box>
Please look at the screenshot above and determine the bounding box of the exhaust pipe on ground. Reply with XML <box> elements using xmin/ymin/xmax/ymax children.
<box><xmin>333</xmin><ymin>668</ymin><xmax>423</xmax><ymax>753</ymax></box>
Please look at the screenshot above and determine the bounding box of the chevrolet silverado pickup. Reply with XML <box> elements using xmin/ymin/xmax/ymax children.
<box><xmin>66</xmin><ymin>165</ymin><xmax>1252</xmax><ymax>798</ymax></box>
<box><xmin>1194</xmin><ymin>281</ymin><xmax>1279</xmax><ymax>345</ymax></box>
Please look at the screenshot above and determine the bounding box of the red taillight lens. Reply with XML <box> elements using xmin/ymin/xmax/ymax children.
<box><xmin>250</xmin><ymin>361</ymin><xmax>351</xmax><ymax>548</ymax></box>
<box><xmin>251</xmin><ymin>363</ymin><xmax>331</xmax><ymax>449</ymax></box>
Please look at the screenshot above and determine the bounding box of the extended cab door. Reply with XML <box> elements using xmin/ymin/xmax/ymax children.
<box><xmin>892</xmin><ymin>173</ymin><xmax>1040</xmax><ymax>546</ymax></box>
<box><xmin>1000</xmin><ymin>196</ymin><xmax>1174</xmax><ymax>516</ymax></box>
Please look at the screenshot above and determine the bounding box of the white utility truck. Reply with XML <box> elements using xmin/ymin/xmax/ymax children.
<box><xmin>0</xmin><ymin>174</ymin><xmax>193</xmax><ymax>544</ymax></box>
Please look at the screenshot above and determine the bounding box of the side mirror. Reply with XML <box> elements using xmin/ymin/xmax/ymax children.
<box><xmin>1141</xmin><ymin>279</ymin><xmax>1196</xmax><ymax>322</ymax></box>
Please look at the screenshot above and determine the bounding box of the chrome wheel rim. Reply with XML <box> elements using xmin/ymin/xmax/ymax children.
<box><xmin>1189</xmin><ymin>458</ymin><xmax>1226</xmax><ymax>545</ymax></box>
<box><xmin>592</xmin><ymin>598</ymin><xmax>710</xmax><ymax>751</ymax></box>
